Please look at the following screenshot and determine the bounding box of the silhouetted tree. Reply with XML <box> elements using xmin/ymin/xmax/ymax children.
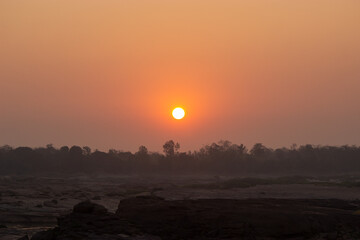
<box><xmin>250</xmin><ymin>143</ymin><xmax>268</xmax><ymax>157</ymax></box>
<box><xmin>67</xmin><ymin>145</ymin><xmax>84</xmax><ymax>173</ymax></box>
<box><xmin>163</xmin><ymin>140</ymin><xmax>175</xmax><ymax>157</ymax></box>
<box><xmin>137</xmin><ymin>145</ymin><xmax>148</xmax><ymax>156</ymax></box>
<box><xmin>0</xmin><ymin>142</ymin><xmax>360</xmax><ymax>175</ymax></box>
<box><xmin>69</xmin><ymin>146</ymin><xmax>83</xmax><ymax>157</ymax></box>
<box><xmin>134</xmin><ymin>145</ymin><xmax>150</xmax><ymax>173</ymax></box>
<box><xmin>82</xmin><ymin>146</ymin><xmax>91</xmax><ymax>156</ymax></box>
<box><xmin>163</xmin><ymin>140</ymin><xmax>180</xmax><ymax>157</ymax></box>
<box><xmin>60</xmin><ymin>146</ymin><xmax>69</xmax><ymax>153</ymax></box>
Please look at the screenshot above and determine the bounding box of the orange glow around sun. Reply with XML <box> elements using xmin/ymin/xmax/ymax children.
<box><xmin>172</xmin><ymin>107</ymin><xmax>185</xmax><ymax>120</ymax></box>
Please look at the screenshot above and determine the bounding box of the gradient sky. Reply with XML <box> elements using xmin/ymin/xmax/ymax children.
<box><xmin>1</xmin><ymin>0</ymin><xmax>359</xmax><ymax>152</ymax></box>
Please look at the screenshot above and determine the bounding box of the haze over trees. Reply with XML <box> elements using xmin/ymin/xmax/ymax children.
<box><xmin>0</xmin><ymin>141</ymin><xmax>360</xmax><ymax>175</ymax></box>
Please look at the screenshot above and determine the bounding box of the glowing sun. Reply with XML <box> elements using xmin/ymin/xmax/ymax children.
<box><xmin>172</xmin><ymin>107</ymin><xmax>185</xmax><ymax>120</ymax></box>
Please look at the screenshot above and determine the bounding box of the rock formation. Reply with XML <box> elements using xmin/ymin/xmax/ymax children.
<box><xmin>27</xmin><ymin>196</ymin><xmax>360</xmax><ymax>240</ymax></box>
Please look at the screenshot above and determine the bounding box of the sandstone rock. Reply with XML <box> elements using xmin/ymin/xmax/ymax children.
<box><xmin>31</xmin><ymin>230</ymin><xmax>54</xmax><ymax>240</ymax></box>
<box><xmin>92</xmin><ymin>195</ymin><xmax>102</xmax><ymax>200</ymax></box>
<box><xmin>43</xmin><ymin>199</ymin><xmax>58</xmax><ymax>208</ymax></box>
<box><xmin>17</xmin><ymin>235</ymin><xmax>30</xmax><ymax>240</ymax></box>
<box><xmin>30</xmin><ymin>198</ymin><xmax>360</xmax><ymax>240</ymax></box>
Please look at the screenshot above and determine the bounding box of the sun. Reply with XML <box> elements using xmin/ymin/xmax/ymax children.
<box><xmin>172</xmin><ymin>107</ymin><xmax>185</xmax><ymax>120</ymax></box>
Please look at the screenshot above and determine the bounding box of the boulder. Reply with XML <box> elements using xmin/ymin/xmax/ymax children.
<box><xmin>73</xmin><ymin>200</ymin><xmax>108</xmax><ymax>215</ymax></box>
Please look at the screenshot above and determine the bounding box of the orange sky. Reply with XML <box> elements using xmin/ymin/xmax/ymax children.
<box><xmin>1</xmin><ymin>0</ymin><xmax>360</xmax><ymax>152</ymax></box>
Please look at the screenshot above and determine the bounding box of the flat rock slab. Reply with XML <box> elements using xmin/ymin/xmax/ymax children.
<box><xmin>29</xmin><ymin>197</ymin><xmax>360</xmax><ymax>240</ymax></box>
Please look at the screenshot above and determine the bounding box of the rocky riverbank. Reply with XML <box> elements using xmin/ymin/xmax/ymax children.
<box><xmin>24</xmin><ymin>196</ymin><xmax>360</xmax><ymax>240</ymax></box>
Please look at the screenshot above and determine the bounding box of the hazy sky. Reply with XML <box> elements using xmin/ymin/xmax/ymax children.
<box><xmin>1</xmin><ymin>0</ymin><xmax>359</xmax><ymax>152</ymax></box>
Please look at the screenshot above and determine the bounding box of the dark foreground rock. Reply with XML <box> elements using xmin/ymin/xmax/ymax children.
<box><xmin>17</xmin><ymin>236</ymin><xmax>30</xmax><ymax>240</ymax></box>
<box><xmin>30</xmin><ymin>201</ymin><xmax>142</xmax><ymax>240</ymax></box>
<box><xmin>29</xmin><ymin>196</ymin><xmax>360</xmax><ymax>240</ymax></box>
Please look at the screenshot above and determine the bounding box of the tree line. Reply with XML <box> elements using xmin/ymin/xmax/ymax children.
<box><xmin>0</xmin><ymin>140</ymin><xmax>360</xmax><ymax>175</ymax></box>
